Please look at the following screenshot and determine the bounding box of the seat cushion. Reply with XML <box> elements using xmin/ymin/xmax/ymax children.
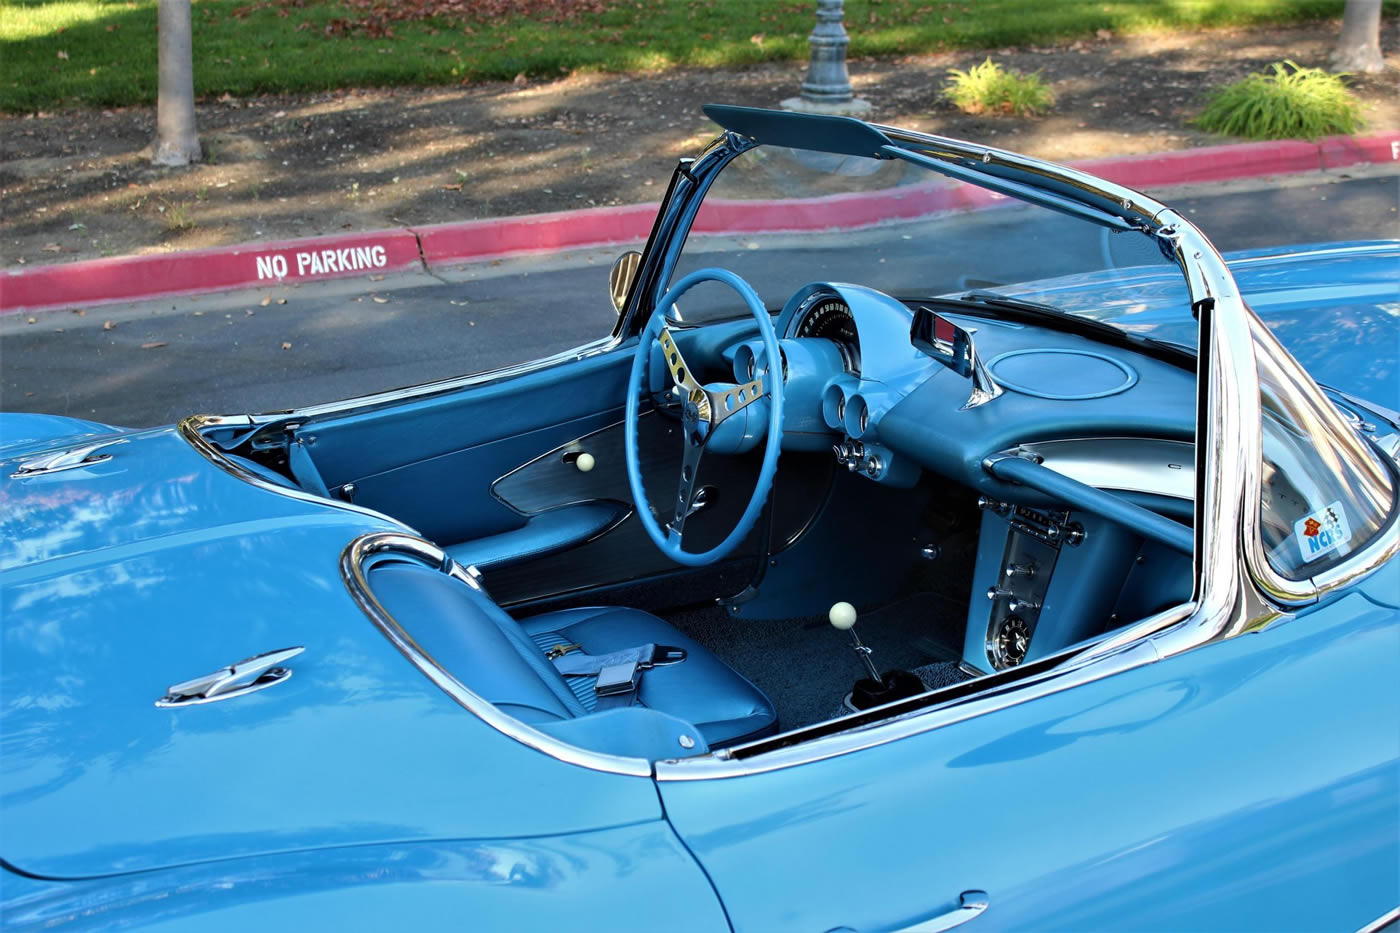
<box><xmin>521</xmin><ymin>606</ymin><xmax>778</xmax><ymax>749</ymax></box>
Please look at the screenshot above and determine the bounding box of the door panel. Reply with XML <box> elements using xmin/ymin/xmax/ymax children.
<box><xmin>658</xmin><ymin>594</ymin><xmax>1399</xmax><ymax>932</ymax></box>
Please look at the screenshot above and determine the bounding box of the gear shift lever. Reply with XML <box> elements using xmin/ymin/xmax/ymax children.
<box><xmin>829</xmin><ymin>601</ymin><xmax>882</xmax><ymax>682</ymax></box>
<box><xmin>830</xmin><ymin>600</ymin><xmax>926</xmax><ymax>711</ymax></box>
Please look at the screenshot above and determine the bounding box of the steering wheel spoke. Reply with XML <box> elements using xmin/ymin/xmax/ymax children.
<box><xmin>660</xmin><ymin>326</ymin><xmax>704</xmax><ymax>396</ymax></box>
<box><xmin>706</xmin><ymin>376</ymin><xmax>765</xmax><ymax>427</ymax></box>
<box><xmin>668</xmin><ymin>434</ymin><xmax>708</xmax><ymax>537</ymax></box>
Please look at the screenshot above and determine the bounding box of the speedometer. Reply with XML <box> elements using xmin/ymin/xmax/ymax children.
<box><xmin>794</xmin><ymin>297</ymin><xmax>861</xmax><ymax>371</ymax></box>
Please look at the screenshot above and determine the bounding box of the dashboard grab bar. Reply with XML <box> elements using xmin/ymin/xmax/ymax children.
<box><xmin>985</xmin><ymin>454</ymin><xmax>1194</xmax><ymax>555</ymax></box>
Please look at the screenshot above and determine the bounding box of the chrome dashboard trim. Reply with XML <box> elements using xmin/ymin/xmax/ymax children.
<box><xmin>1014</xmin><ymin>437</ymin><xmax>1195</xmax><ymax>501</ymax></box>
<box><xmin>340</xmin><ymin>531</ymin><xmax>653</xmax><ymax>778</ymax></box>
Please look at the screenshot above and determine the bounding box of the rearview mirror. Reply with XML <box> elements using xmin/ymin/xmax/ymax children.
<box><xmin>910</xmin><ymin>306</ymin><xmax>1002</xmax><ymax>409</ymax></box>
<box><xmin>609</xmin><ymin>250</ymin><xmax>642</xmax><ymax>315</ymax></box>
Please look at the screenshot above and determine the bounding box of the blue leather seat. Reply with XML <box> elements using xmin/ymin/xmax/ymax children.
<box><xmin>367</xmin><ymin>561</ymin><xmax>777</xmax><ymax>754</ymax></box>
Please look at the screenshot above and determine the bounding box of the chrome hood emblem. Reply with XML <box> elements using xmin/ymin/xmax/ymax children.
<box><xmin>156</xmin><ymin>646</ymin><xmax>305</xmax><ymax>707</ymax></box>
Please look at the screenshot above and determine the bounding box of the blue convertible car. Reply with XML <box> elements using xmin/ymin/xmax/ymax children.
<box><xmin>3</xmin><ymin>106</ymin><xmax>1398</xmax><ymax>932</ymax></box>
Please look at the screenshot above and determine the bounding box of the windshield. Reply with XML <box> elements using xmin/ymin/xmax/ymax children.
<box><xmin>668</xmin><ymin>144</ymin><xmax>1189</xmax><ymax>326</ymax></box>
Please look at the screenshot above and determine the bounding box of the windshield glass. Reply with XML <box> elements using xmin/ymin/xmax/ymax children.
<box><xmin>668</xmin><ymin>144</ymin><xmax>1189</xmax><ymax>326</ymax></box>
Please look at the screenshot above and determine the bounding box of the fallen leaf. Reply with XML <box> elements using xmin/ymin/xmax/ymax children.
<box><xmin>259</xmin><ymin>296</ymin><xmax>272</xmax><ymax>306</ymax></box>
<box><xmin>41</xmin><ymin>243</ymin><xmax>62</xmax><ymax>252</ymax></box>
<box><xmin>141</xmin><ymin>341</ymin><xmax>167</xmax><ymax>349</ymax></box>
<box><xmin>441</xmin><ymin>183</ymin><xmax>463</xmax><ymax>191</ymax></box>
<box><xmin>368</xmin><ymin>274</ymin><xmax>384</xmax><ymax>281</ymax></box>
<box><xmin>1096</xmin><ymin>28</ymin><xmax>1113</xmax><ymax>39</ymax></box>
<box><xmin>71</xmin><ymin>309</ymin><xmax>85</xmax><ymax>316</ymax></box>
<box><xmin>281</xmin><ymin>341</ymin><xmax>292</xmax><ymax>350</ymax></box>
<box><xmin>102</xmin><ymin>320</ymin><xmax>115</xmax><ymax>330</ymax></box>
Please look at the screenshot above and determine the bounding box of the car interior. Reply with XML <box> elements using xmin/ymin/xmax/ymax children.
<box><xmin>216</xmin><ymin>264</ymin><xmax>1200</xmax><ymax>762</ymax></box>
<box><xmin>205</xmin><ymin>112</ymin><xmax>1219</xmax><ymax>763</ymax></box>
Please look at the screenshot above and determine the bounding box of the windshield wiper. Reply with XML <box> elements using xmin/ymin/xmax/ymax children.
<box><xmin>902</xmin><ymin>290</ymin><xmax>1198</xmax><ymax>370</ymax></box>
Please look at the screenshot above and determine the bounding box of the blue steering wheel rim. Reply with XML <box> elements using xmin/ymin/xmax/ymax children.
<box><xmin>624</xmin><ymin>267</ymin><xmax>785</xmax><ymax>567</ymax></box>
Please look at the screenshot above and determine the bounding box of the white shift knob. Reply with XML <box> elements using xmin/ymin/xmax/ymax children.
<box><xmin>575</xmin><ymin>452</ymin><xmax>595</xmax><ymax>473</ymax></box>
<box><xmin>828</xmin><ymin>601</ymin><xmax>857</xmax><ymax>630</ymax></box>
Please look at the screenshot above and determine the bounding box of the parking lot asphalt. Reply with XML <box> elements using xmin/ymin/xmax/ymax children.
<box><xmin>2</xmin><ymin>168</ymin><xmax>1396</xmax><ymax>429</ymax></box>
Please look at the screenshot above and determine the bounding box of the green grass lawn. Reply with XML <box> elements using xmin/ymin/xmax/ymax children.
<box><xmin>1</xmin><ymin>0</ymin><xmax>1390</xmax><ymax>112</ymax></box>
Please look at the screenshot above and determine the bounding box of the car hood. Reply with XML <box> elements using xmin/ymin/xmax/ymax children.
<box><xmin>0</xmin><ymin>427</ymin><xmax>655</xmax><ymax>879</ymax></box>
<box><xmin>1005</xmin><ymin>241</ymin><xmax>1400</xmax><ymax>411</ymax></box>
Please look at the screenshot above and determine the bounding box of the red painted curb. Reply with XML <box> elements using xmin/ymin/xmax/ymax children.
<box><xmin>3</xmin><ymin>132</ymin><xmax>1396</xmax><ymax>315</ymax></box>
<box><xmin>1</xmin><ymin>230</ymin><xmax>423</xmax><ymax>315</ymax></box>
<box><xmin>414</xmin><ymin>203</ymin><xmax>660</xmax><ymax>267</ymax></box>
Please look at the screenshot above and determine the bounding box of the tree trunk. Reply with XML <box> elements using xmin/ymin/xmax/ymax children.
<box><xmin>151</xmin><ymin>0</ymin><xmax>201</xmax><ymax>165</ymax></box>
<box><xmin>1330</xmin><ymin>0</ymin><xmax>1385</xmax><ymax>74</ymax></box>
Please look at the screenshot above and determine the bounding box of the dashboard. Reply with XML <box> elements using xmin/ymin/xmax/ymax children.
<box><xmin>720</xmin><ymin>280</ymin><xmax>1199</xmax><ymax>674</ymax></box>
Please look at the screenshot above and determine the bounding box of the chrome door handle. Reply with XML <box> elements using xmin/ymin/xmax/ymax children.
<box><xmin>898</xmin><ymin>891</ymin><xmax>989</xmax><ymax>933</ymax></box>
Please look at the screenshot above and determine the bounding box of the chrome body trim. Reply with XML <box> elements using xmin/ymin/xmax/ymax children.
<box><xmin>178</xmin><ymin>414</ymin><xmax>417</xmax><ymax>531</ymax></box>
<box><xmin>9</xmin><ymin>437</ymin><xmax>129</xmax><ymax>478</ymax></box>
<box><xmin>897</xmin><ymin>890</ymin><xmax>989</xmax><ymax>933</ymax></box>
<box><xmin>1358</xmin><ymin>906</ymin><xmax>1400</xmax><ymax>933</ymax></box>
<box><xmin>155</xmin><ymin>646</ymin><xmax>305</xmax><ymax>708</ymax></box>
<box><xmin>340</xmin><ymin>531</ymin><xmax>653</xmax><ymax>778</ymax></box>
<box><xmin>1014</xmin><ymin>437</ymin><xmax>1195</xmax><ymax>501</ymax></box>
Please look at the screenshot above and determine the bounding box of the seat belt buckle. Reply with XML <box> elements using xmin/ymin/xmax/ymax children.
<box><xmin>595</xmin><ymin>660</ymin><xmax>641</xmax><ymax>697</ymax></box>
<box><xmin>646</xmin><ymin>645</ymin><xmax>687</xmax><ymax>668</ymax></box>
<box><xmin>546</xmin><ymin>642</ymin><xmax>583</xmax><ymax>661</ymax></box>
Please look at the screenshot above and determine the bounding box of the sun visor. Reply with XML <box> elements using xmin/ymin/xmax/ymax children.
<box><xmin>703</xmin><ymin>104</ymin><xmax>894</xmax><ymax>159</ymax></box>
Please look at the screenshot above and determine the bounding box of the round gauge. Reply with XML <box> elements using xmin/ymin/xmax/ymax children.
<box><xmin>794</xmin><ymin>296</ymin><xmax>861</xmax><ymax>371</ymax></box>
<box><xmin>994</xmin><ymin>616</ymin><xmax>1031</xmax><ymax>668</ymax></box>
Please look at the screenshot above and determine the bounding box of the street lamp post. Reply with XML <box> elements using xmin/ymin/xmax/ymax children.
<box><xmin>781</xmin><ymin>0</ymin><xmax>871</xmax><ymax>115</ymax></box>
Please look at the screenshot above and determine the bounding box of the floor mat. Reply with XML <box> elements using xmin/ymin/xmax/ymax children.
<box><xmin>666</xmin><ymin>591</ymin><xmax>966</xmax><ymax>731</ymax></box>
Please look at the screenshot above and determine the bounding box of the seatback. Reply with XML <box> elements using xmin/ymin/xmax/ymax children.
<box><xmin>367</xmin><ymin>561</ymin><xmax>587</xmax><ymax>724</ymax></box>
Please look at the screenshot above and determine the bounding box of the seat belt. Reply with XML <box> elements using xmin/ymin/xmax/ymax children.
<box><xmin>547</xmin><ymin>643</ymin><xmax>687</xmax><ymax>709</ymax></box>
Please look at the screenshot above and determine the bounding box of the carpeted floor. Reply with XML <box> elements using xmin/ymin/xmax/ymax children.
<box><xmin>666</xmin><ymin>590</ymin><xmax>967</xmax><ymax>731</ymax></box>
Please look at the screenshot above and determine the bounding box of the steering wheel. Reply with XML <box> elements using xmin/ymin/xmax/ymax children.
<box><xmin>625</xmin><ymin>268</ymin><xmax>785</xmax><ymax>567</ymax></box>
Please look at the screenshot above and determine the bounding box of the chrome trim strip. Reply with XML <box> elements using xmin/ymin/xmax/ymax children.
<box><xmin>340</xmin><ymin>531</ymin><xmax>653</xmax><ymax>778</ymax></box>
<box><xmin>178</xmin><ymin>414</ymin><xmax>417</xmax><ymax>532</ymax></box>
<box><xmin>1358</xmin><ymin>906</ymin><xmax>1400</xmax><ymax>933</ymax></box>
<box><xmin>1014</xmin><ymin>437</ymin><xmax>1195</xmax><ymax>501</ymax></box>
<box><xmin>657</xmin><ymin>638</ymin><xmax>1165</xmax><ymax>780</ymax></box>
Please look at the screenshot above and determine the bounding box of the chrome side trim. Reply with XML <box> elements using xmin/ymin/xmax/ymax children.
<box><xmin>340</xmin><ymin>531</ymin><xmax>653</xmax><ymax>778</ymax></box>
<box><xmin>279</xmin><ymin>336</ymin><xmax>621</xmax><ymax>422</ymax></box>
<box><xmin>657</xmin><ymin>636</ymin><xmax>1168</xmax><ymax>780</ymax></box>
<box><xmin>1014</xmin><ymin>437</ymin><xmax>1194</xmax><ymax>501</ymax></box>
<box><xmin>1358</xmin><ymin>906</ymin><xmax>1400</xmax><ymax>933</ymax></box>
<box><xmin>177</xmin><ymin>414</ymin><xmax>418</xmax><ymax>532</ymax></box>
